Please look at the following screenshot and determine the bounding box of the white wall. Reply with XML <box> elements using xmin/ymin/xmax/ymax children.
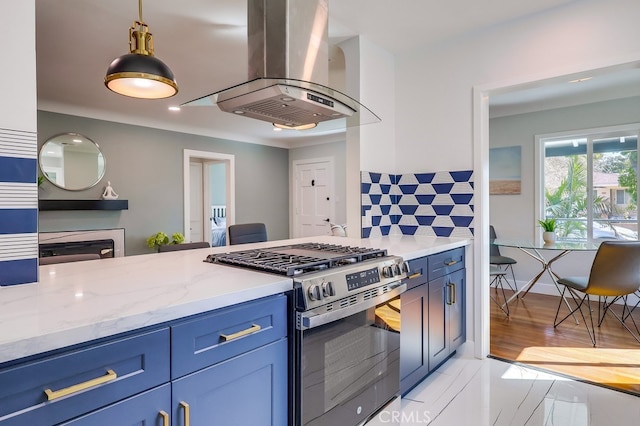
<box><xmin>0</xmin><ymin>0</ymin><xmax>36</xmax><ymax>131</ymax></box>
<box><xmin>395</xmin><ymin>0</ymin><xmax>640</xmax><ymax>173</ymax></box>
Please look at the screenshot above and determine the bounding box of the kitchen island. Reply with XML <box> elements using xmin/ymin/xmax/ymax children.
<box><xmin>0</xmin><ymin>235</ymin><xmax>469</xmax><ymax>425</ymax></box>
<box><xmin>0</xmin><ymin>235</ymin><xmax>469</xmax><ymax>364</ymax></box>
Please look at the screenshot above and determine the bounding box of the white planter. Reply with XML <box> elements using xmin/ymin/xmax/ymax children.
<box><xmin>542</xmin><ymin>231</ymin><xmax>556</xmax><ymax>244</ymax></box>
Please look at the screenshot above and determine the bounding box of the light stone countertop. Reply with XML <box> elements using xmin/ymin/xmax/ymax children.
<box><xmin>0</xmin><ymin>235</ymin><xmax>470</xmax><ymax>364</ymax></box>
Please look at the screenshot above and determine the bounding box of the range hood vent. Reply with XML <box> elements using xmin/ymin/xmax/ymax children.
<box><xmin>183</xmin><ymin>0</ymin><xmax>380</xmax><ymax>130</ymax></box>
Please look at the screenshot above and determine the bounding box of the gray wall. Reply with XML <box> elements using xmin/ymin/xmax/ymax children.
<box><xmin>489</xmin><ymin>95</ymin><xmax>640</xmax><ymax>284</ymax></box>
<box><xmin>38</xmin><ymin>111</ymin><xmax>290</xmax><ymax>255</ymax></box>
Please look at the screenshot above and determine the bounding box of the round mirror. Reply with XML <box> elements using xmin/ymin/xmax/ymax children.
<box><xmin>39</xmin><ymin>133</ymin><xmax>106</xmax><ymax>191</ymax></box>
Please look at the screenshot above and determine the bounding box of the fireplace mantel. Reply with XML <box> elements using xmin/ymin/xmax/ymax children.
<box><xmin>39</xmin><ymin>199</ymin><xmax>128</xmax><ymax>211</ymax></box>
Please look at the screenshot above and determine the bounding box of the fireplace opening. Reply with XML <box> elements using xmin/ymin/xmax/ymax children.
<box><xmin>39</xmin><ymin>239</ymin><xmax>115</xmax><ymax>259</ymax></box>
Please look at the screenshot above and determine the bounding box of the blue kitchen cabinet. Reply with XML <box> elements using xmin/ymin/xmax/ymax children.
<box><xmin>0</xmin><ymin>293</ymin><xmax>289</xmax><ymax>426</ymax></box>
<box><xmin>0</xmin><ymin>328</ymin><xmax>170</xmax><ymax>426</ymax></box>
<box><xmin>172</xmin><ymin>339</ymin><xmax>288</xmax><ymax>426</ymax></box>
<box><xmin>59</xmin><ymin>384</ymin><xmax>171</xmax><ymax>425</ymax></box>
<box><xmin>428</xmin><ymin>255</ymin><xmax>465</xmax><ymax>371</ymax></box>
<box><xmin>400</xmin><ymin>248</ymin><xmax>466</xmax><ymax>394</ymax></box>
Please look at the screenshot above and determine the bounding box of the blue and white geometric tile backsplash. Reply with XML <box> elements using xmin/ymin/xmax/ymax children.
<box><xmin>361</xmin><ymin>170</ymin><xmax>474</xmax><ymax>239</ymax></box>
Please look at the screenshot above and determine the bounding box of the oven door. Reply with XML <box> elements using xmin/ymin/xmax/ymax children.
<box><xmin>295</xmin><ymin>283</ymin><xmax>405</xmax><ymax>426</ymax></box>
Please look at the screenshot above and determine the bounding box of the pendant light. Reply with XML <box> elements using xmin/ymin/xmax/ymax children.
<box><xmin>104</xmin><ymin>0</ymin><xmax>178</xmax><ymax>99</ymax></box>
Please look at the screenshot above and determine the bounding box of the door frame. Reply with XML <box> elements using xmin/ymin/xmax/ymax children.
<box><xmin>472</xmin><ymin>56</ymin><xmax>640</xmax><ymax>360</ymax></box>
<box><xmin>291</xmin><ymin>157</ymin><xmax>335</xmax><ymax>238</ymax></box>
<box><xmin>183</xmin><ymin>149</ymin><xmax>235</xmax><ymax>243</ymax></box>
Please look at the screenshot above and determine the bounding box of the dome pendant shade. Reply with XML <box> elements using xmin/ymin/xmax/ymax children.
<box><xmin>105</xmin><ymin>53</ymin><xmax>178</xmax><ymax>99</ymax></box>
<box><xmin>104</xmin><ymin>0</ymin><xmax>178</xmax><ymax>99</ymax></box>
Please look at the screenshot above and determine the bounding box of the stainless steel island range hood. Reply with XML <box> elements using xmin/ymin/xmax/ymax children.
<box><xmin>183</xmin><ymin>0</ymin><xmax>380</xmax><ymax>131</ymax></box>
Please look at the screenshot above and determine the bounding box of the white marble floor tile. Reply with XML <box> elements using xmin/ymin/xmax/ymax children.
<box><xmin>366</xmin><ymin>354</ymin><xmax>640</xmax><ymax>425</ymax></box>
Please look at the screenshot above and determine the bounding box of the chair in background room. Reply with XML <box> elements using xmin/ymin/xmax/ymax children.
<box><xmin>489</xmin><ymin>225</ymin><xmax>517</xmax><ymax>292</ymax></box>
<box><xmin>228</xmin><ymin>223</ymin><xmax>267</xmax><ymax>245</ymax></box>
<box><xmin>490</xmin><ymin>266</ymin><xmax>510</xmax><ymax>316</ymax></box>
<box><xmin>158</xmin><ymin>242</ymin><xmax>211</xmax><ymax>252</ymax></box>
<box><xmin>553</xmin><ymin>241</ymin><xmax>640</xmax><ymax>346</ymax></box>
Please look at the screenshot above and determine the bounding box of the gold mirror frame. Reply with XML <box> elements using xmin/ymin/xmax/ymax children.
<box><xmin>39</xmin><ymin>133</ymin><xmax>106</xmax><ymax>191</ymax></box>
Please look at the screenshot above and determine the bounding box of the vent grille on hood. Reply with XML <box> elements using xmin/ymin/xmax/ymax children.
<box><xmin>183</xmin><ymin>0</ymin><xmax>379</xmax><ymax>130</ymax></box>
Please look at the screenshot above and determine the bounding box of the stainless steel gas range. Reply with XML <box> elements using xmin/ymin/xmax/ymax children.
<box><xmin>206</xmin><ymin>242</ymin><xmax>408</xmax><ymax>426</ymax></box>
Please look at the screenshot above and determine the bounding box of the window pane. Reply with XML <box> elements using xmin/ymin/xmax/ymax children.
<box><xmin>541</xmin><ymin>132</ymin><xmax>638</xmax><ymax>242</ymax></box>
<box><xmin>592</xmin><ymin>137</ymin><xmax>637</xmax><ymax>241</ymax></box>
<box><xmin>543</xmin><ymin>140</ymin><xmax>588</xmax><ymax>240</ymax></box>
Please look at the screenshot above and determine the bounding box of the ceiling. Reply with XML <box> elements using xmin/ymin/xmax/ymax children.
<box><xmin>36</xmin><ymin>0</ymin><xmax>638</xmax><ymax>147</ymax></box>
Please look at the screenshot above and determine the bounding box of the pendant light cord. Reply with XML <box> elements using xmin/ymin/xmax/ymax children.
<box><xmin>138</xmin><ymin>0</ymin><xmax>143</xmax><ymax>23</ymax></box>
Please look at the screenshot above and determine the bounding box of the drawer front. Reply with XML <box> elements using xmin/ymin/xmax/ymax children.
<box><xmin>0</xmin><ymin>328</ymin><xmax>169</xmax><ymax>426</ymax></box>
<box><xmin>60</xmin><ymin>383</ymin><xmax>171</xmax><ymax>425</ymax></box>
<box><xmin>428</xmin><ymin>247</ymin><xmax>465</xmax><ymax>280</ymax></box>
<box><xmin>171</xmin><ymin>294</ymin><xmax>287</xmax><ymax>379</ymax></box>
<box><xmin>404</xmin><ymin>256</ymin><xmax>428</xmax><ymax>290</ymax></box>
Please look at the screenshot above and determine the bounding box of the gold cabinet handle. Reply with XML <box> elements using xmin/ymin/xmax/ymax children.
<box><xmin>451</xmin><ymin>283</ymin><xmax>457</xmax><ymax>304</ymax></box>
<box><xmin>445</xmin><ymin>260</ymin><xmax>458</xmax><ymax>266</ymax></box>
<box><xmin>159</xmin><ymin>410</ymin><xmax>170</xmax><ymax>426</ymax></box>
<box><xmin>446</xmin><ymin>283</ymin><xmax>453</xmax><ymax>305</ymax></box>
<box><xmin>220</xmin><ymin>324</ymin><xmax>261</xmax><ymax>342</ymax></box>
<box><xmin>180</xmin><ymin>401</ymin><xmax>190</xmax><ymax>426</ymax></box>
<box><xmin>408</xmin><ymin>272</ymin><xmax>422</xmax><ymax>279</ymax></box>
<box><xmin>44</xmin><ymin>369</ymin><xmax>117</xmax><ymax>401</ymax></box>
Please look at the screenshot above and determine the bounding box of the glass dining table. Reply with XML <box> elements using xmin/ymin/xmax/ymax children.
<box><xmin>490</xmin><ymin>239</ymin><xmax>601</xmax><ymax>320</ymax></box>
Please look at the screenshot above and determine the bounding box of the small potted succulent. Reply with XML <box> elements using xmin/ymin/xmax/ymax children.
<box><xmin>538</xmin><ymin>218</ymin><xmax>558</xmax><ymax>244</ymax></box>
<box><xmin>146</xmin><ymin>232</ymin><xmax>185</xmax><ymax>251</ymax></box>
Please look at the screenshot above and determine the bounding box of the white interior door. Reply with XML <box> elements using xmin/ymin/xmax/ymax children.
<box><xmin>183</xmin><ymin>149</ymin><xmax>236</xmax><ymax>244</ymax></box>
<box><xmin>294</xmin><ymin>158</ymin><xmax>334</xmax><ymax>237</ymax></box>
<box><xmin>189</xmin><ymin>162</ymin><xmax>204</xmax><ymax>242</ymax></box>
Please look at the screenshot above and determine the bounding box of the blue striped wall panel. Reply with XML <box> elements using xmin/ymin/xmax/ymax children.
<box><xmin>0</xmin><ymin>128</ymin><xmax>38</xmax><ymax>286</ymax></box>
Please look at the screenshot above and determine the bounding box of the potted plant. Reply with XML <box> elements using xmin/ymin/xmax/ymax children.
<box><xmin>538</xmin><ymin>218</ymin><xmax>557</xmax><ymax>244</ymax></box>
<box><xmin>146</xmin><ymin>232</ymin><xmax>185</xmax><ymax>251</ymax></box>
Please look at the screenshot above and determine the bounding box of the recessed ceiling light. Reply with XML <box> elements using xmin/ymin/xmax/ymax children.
<box><xmin>233</xmin><ymin>110</ymin><xmax>245</xmax><ymax>115</ymax></box>
<box><xmin>72</xmin><ymin>139</ymin><xmax>82</xmax><ymax>143</ymax></box>
<box><xmin>168</xmin><ymin>106</ymin><xmax>181</xmax><ymax>111</ymax></box>
<box><xmin>569</xmin><ymin>77</ymin><xmax>593</xmax><ymax>83</ymax></box>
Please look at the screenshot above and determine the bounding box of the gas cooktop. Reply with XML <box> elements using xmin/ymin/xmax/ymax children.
<box><xmin>205</xmin><ymin>242</ymin><xmax>388</xmax><ymax>276</ymax></box>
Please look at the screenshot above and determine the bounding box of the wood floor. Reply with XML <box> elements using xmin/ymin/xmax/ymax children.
<box><xmin>489</xmin><ymin>288</ymin><xmax>640</xmax><ymax>396</ymax></box>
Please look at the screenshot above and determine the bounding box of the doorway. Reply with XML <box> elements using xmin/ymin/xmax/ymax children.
<box><xmin>183</xmin><ymin>149</ymin><xmax>235</xmax><ymax>245</ymax></box>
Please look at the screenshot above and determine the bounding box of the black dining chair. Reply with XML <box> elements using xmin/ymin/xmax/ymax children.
<box><xmin>489</xmin><ymin>225</ymin><xmax>517</xmax><ymax>292</ymax></box>
<box><xmin>158</xmin><ymin>242</ymin><xmax>210</xmax><ymax>252</ymax></box>
<box><xmin>553</xmin><ymin>241</ymin><xmax>640</xmax><ymax>346</ymax></box>
<box><xmin>228</xmin><ymin>223</ymin><xmax>267</xmax><ymax>245</ymax></box>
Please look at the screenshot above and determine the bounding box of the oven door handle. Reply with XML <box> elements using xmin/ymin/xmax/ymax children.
<box><xmin>298</xmin><ymin>282</ymin><xmax>407</xmax><ymax>330</ymax></box>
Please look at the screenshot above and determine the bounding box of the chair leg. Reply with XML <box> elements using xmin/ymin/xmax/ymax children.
<box><xmin>554</xmin><ymin>287</ymin><xmax>597</xmax><ymax>346</ymax></box>
<box><xmin>601</xmin><ymin>296</ymin><xmax>640</xmax><ymax>344</ymax></box>
<box><xmin>490</xmin><ymin>274</ymin><xmax>509</xmax><ymax>316</ymax></box>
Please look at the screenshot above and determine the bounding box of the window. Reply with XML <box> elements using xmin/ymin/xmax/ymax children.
<box><xmin>537</xmin><ymin>125</ymin><xmax>639</xmax><ymax>242</ymax></box>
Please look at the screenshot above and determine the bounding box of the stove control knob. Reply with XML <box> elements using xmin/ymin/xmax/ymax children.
<box><xmin>392</xmin><ymin>263</ymin><xmax>402</xmax><ymax>276</ymax></box>
<box><xmin>382</xmin><ymin>266</ymin><xmax>394</xmax><ymax>278</ymax></box>
<box><xmin>322</xmin><ymin>281</ymin><xmax>336</xmax><ymax>297</ymax></box>
<box><xmin>308</xmin><ymin>285</ymin><xmax>322</xmax><ymax>301</ymax></box>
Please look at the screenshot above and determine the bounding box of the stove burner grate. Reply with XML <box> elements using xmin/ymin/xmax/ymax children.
<box><xmin>205</xmin><ymin>242</ymin><xmax>387</xmax><ymax>276</ymax></box>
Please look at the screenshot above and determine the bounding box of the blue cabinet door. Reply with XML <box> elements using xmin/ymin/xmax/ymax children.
<box><xmin>428</xmin><ymin>269</ymin><xmax>466</xmax><ymax>371</ymax></box>
<box><xmin>59</xmin><ymin>384</ymin><xmax>171</xmax><ymax>425</ymax></box>
<box><xmin>172</xmin><ymin>339</ymin><xmax>288</xmax><ymax>426</ymax></box>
